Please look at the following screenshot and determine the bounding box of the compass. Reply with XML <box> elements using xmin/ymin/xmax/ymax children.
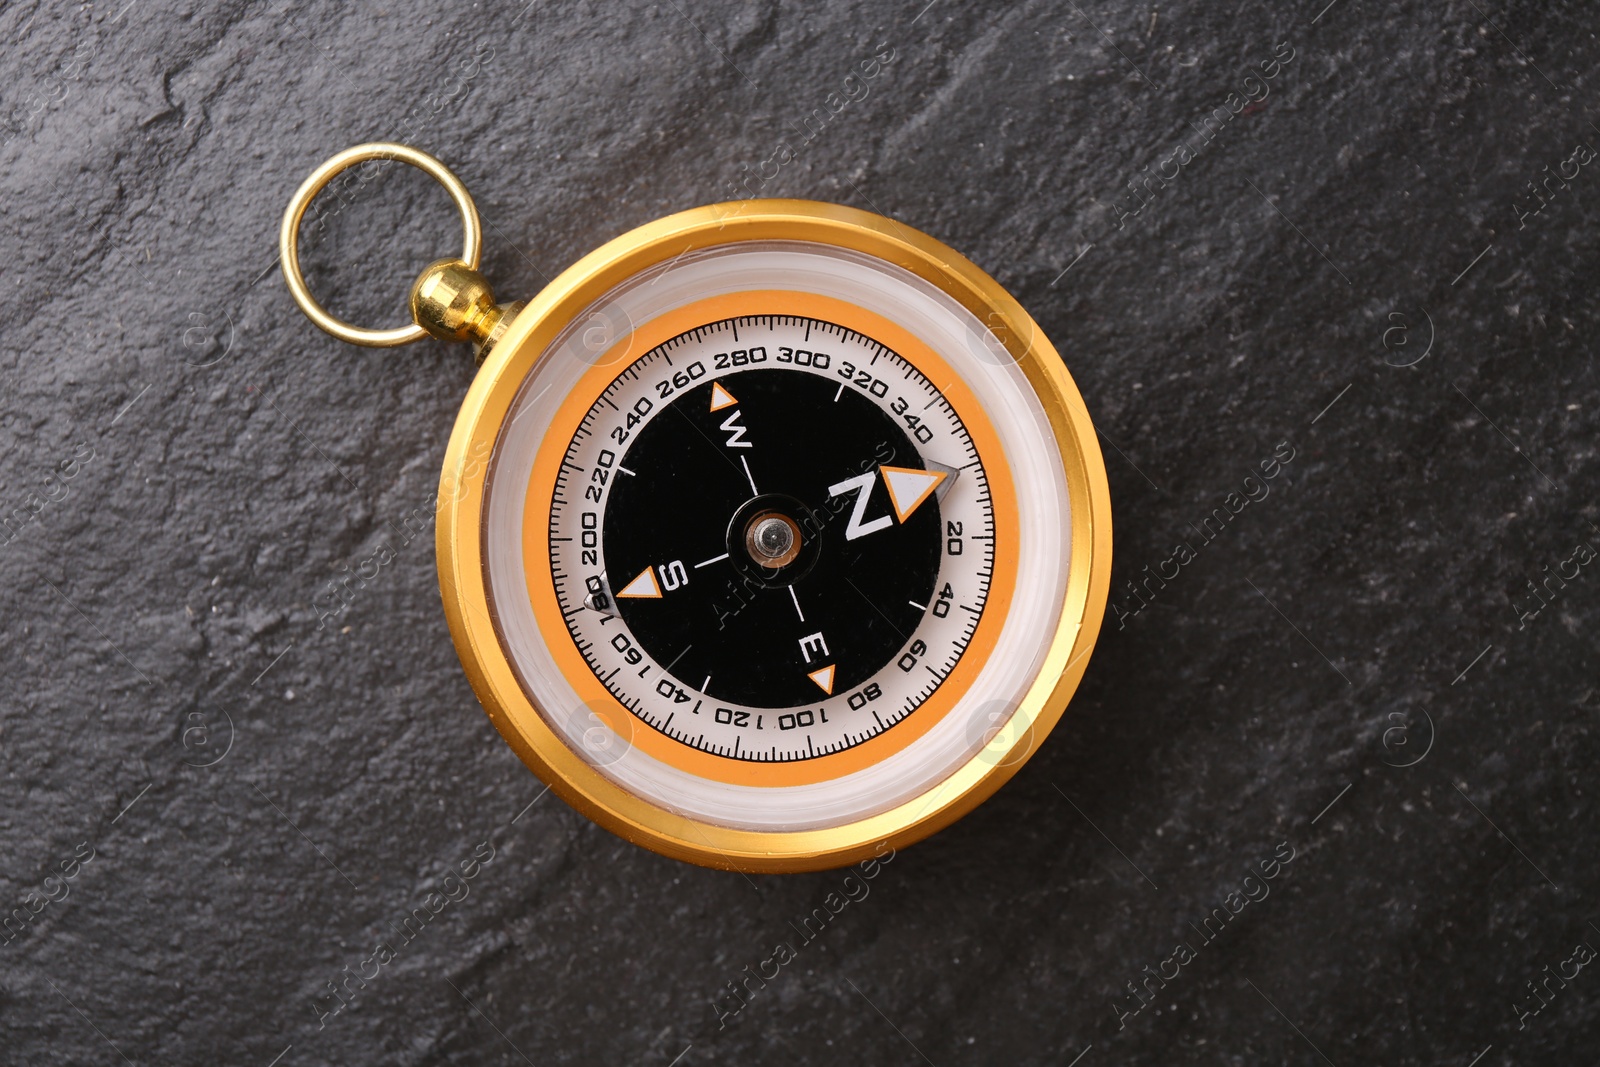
<box><xmin>281</xmin><ymin>144</ymin><xmax>1111</xmax><ymax>872</ymax></box>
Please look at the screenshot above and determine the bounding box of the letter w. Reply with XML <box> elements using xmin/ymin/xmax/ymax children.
<box><xmin>720</xmin><ymin>410</ymin><xmax>751</xmax><ymax>448</ymax></box>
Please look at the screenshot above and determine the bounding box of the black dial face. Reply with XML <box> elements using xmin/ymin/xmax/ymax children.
<box><xmin>602</xmin><ymin>368</ymin><xmax>938</xmax><ymax>708</ymax></box>
<box><xmin>549</xmin><ymin>314</ymin><xmax>997</xmax><ymax>763</ymax></box>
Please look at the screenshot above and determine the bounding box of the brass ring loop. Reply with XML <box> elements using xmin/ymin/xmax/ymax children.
<box><xmin>279</xmin><ymin>143</ymin><xmax>482</xmax><ymax>347</ymax></box>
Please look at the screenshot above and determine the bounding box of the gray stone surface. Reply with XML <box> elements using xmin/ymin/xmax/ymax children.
<box><xmin>1</xmin><ymin>1</ymin><xmax>1597</xmax><ymax>1064</ymax></box>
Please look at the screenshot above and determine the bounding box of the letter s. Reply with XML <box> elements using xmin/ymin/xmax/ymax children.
<box><xmin>473</xmin><ymin>840</ymin><xmax>496</xmax><ymax>864</ymax></box>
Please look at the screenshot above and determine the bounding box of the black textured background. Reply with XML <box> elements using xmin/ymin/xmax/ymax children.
<box><xmin>2</xmin><ymin>1</ymin><xmax>1597</xmax><ymax>1065</ymax></box>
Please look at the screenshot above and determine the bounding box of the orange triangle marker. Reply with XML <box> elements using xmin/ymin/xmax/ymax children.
<box><xmin>709</xmin><ymin>382</ymin><xmax>738</xmax><ymax>412</ymax></box>
<box><xmin>807</xmin><ymin>664</ymin><xmax>836</xmax><ymax>695</ymax></box>
<box><xmin>615</xmin><ymin>567</ymin><xmax>662</xmax><ymax>598</ymax></box>
<box><xmin>879</xmin><ymin>465</ymin><xmax>947</xmax><ymax>523</ymax></box>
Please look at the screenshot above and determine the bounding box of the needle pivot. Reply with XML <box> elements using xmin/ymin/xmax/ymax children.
<box><xmin>745</xmin><ymin>511</ymin><xmax>802</xmax><ymax>569</ymax></box>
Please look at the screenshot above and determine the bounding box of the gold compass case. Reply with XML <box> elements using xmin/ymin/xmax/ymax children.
<box><xmin>432</xmin><ymin>202</ymin><xmax>1111</xmax><ymax>872</ymax></box>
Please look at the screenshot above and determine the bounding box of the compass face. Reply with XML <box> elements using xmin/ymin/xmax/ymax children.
<box><xmin>549</xmin><ymin>316</ymin><xmax>995</xmax><ymax>764</ymax></box>
<box><xmin>464</xmin><ymin>229</ymin><xmax>1099</xmax><ymax>859</ymax></box>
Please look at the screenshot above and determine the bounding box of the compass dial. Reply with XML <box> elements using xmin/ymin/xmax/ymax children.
<box><xmin>549</xmin><ymin>316</ymin><xmax>995</xmax><ymax>764</ymax></box>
